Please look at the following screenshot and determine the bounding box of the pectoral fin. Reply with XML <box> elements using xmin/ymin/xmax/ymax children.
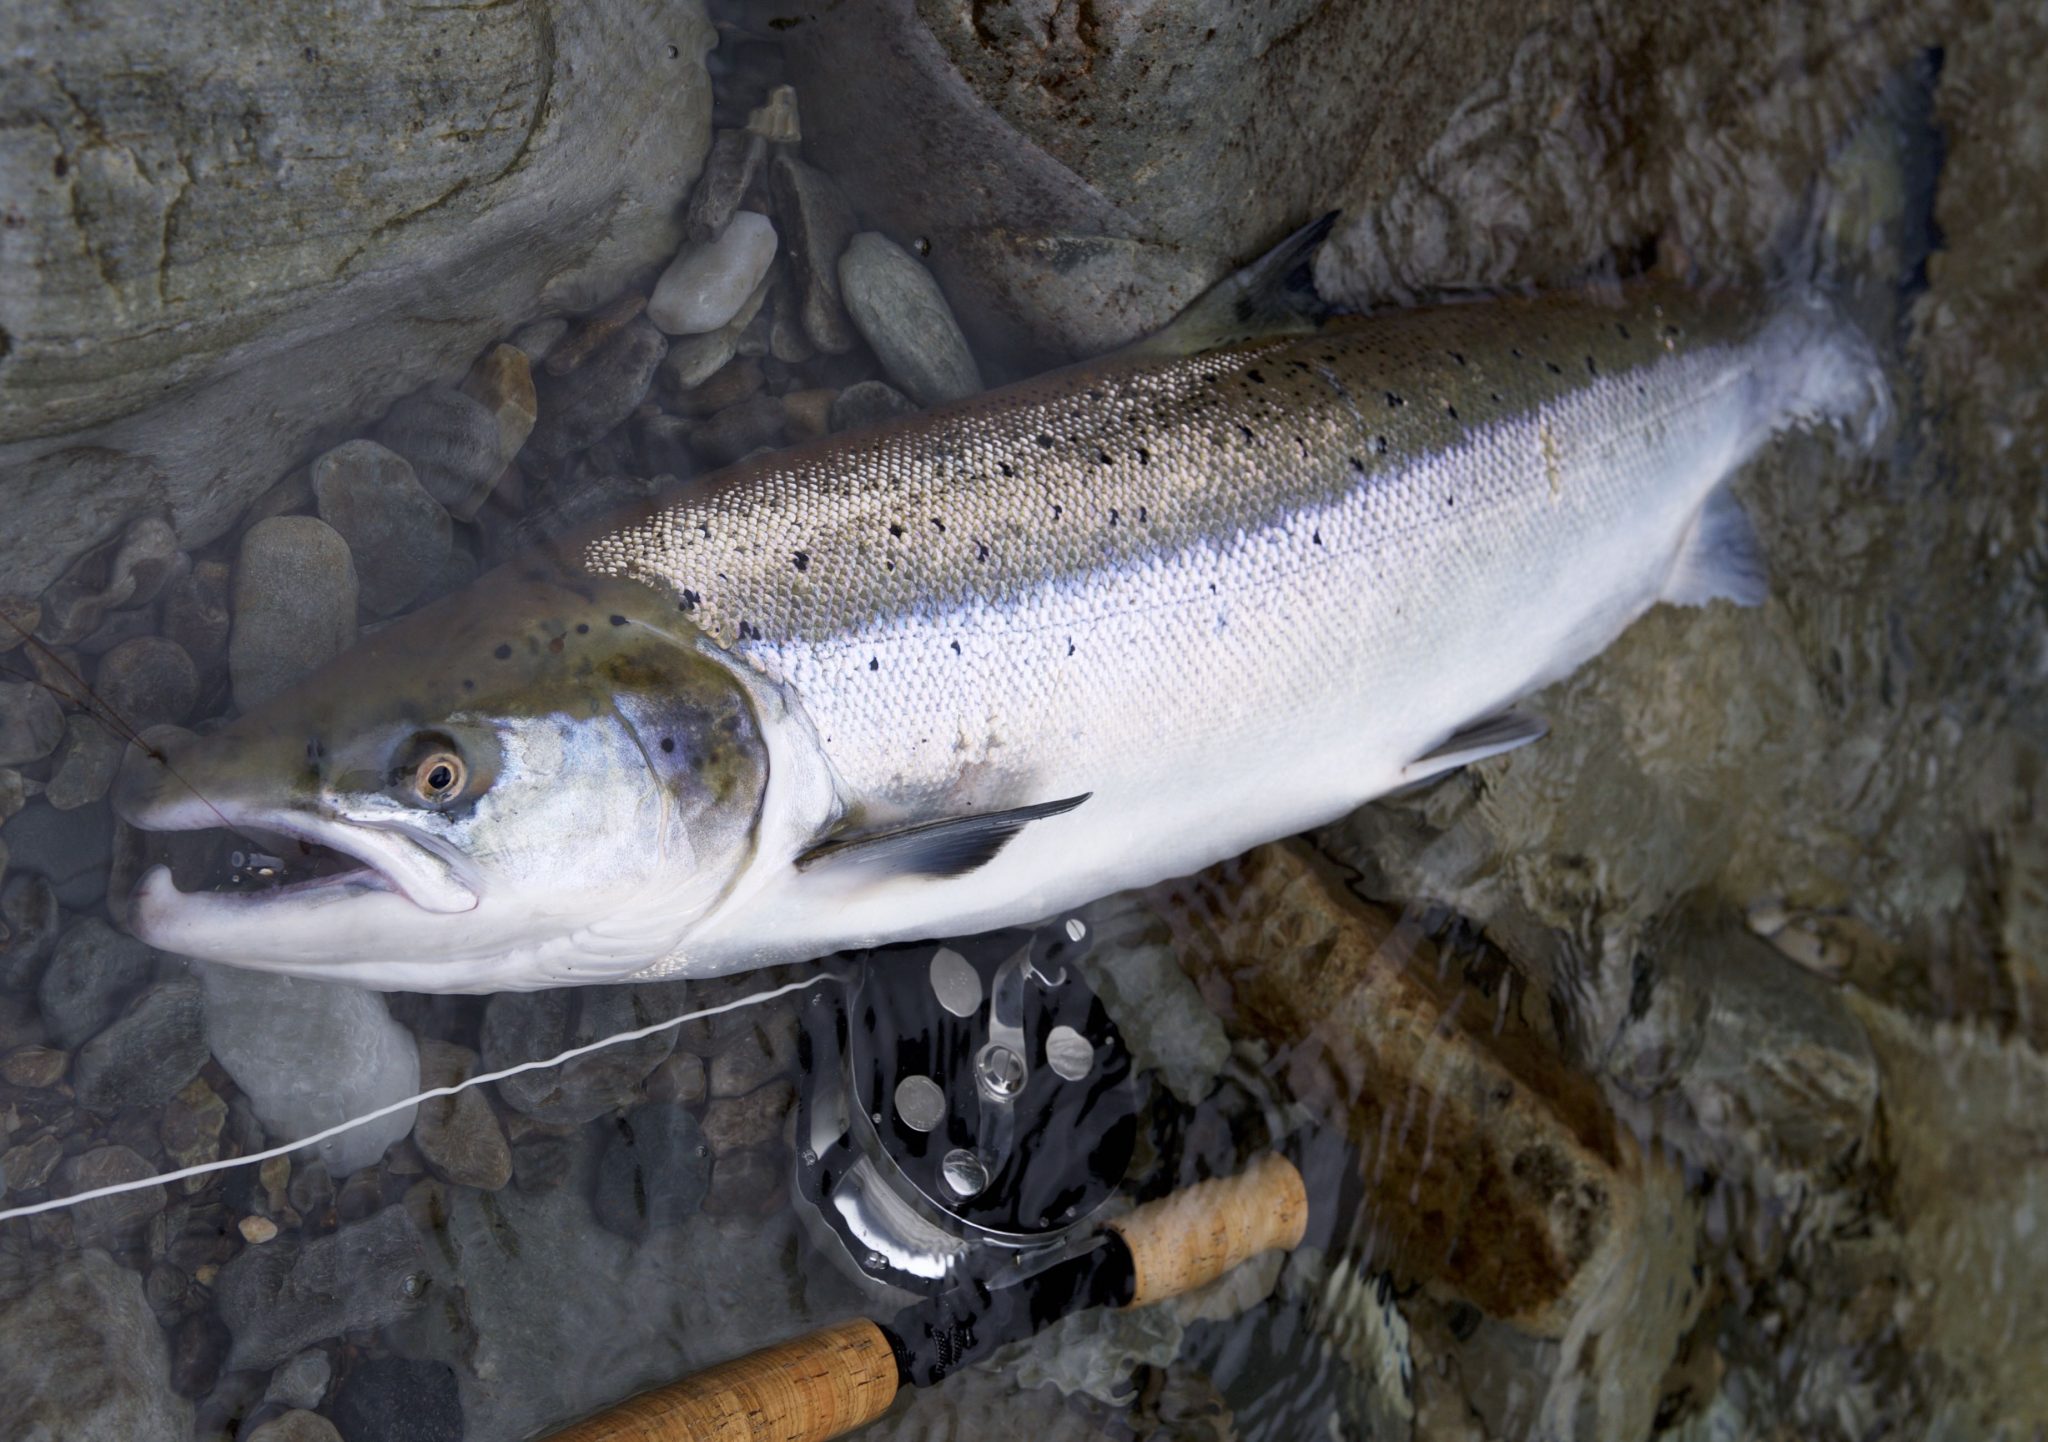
<box><xmin>1401</xmin><ymin>712</ymin><xmax>1548</xmax><ymax>784</ymax></box>
<box><xmin>796</xmin><ymin>794</ymin><xmax>1091</xmax><ymax>880</ymax></box>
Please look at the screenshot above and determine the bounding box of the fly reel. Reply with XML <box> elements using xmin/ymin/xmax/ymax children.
<box><xmin>795</xmin><ymin>919</ymin><xmax>1140</xmax><ymax>1299</ymax></box>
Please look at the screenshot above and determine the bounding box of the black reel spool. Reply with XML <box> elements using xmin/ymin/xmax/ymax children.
<box><xmin>795</xmin><ymin>919</ymin><xmax>1139</xmax><ymax>1297</ymax></box>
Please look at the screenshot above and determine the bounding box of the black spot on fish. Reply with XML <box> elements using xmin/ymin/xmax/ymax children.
<box><xmin>1511</xmin><ymin>347</ymin><xmax>1524</xmax><ymax>359</ymax></box>
<box><xmin>792</xmin><ymin>551</ymin><xmax>810</xmax><ymax>572</ymax></box>
<box><xmin>1445</xmin><ymin>403</ymin><xmax>1458</xmax><ymax>419</ymax></box>
<box><xmin>1585</xmin><ymin>355</ymin><xmax>1597</xmax><ymax>376</ymax></box>
<box><xmin>1138</xmin><ymin>506</ymin><xmax>1148</xmax><ymax>523</ymax></box>
<box><xmin>610</xmin><ymin>614</ymin><xmax>627</xmax><ymax>627</ymax></box>
<box><xmin>1247</xmin><ymin>368</ymin><xmax>1267</xmax><ymax>384</ymax></box>
<box><xmin>1448</xmin><ymin>351</ymin><xmax>1466</xmax><ymax>366</ymax></box>
<box><xmin>738</xmin><ymin>620</ymin><xmax>760</xmax><ymax>641</ymax></box>
<box><xmin>1108</xmin><ymin>508</ymin><xmax>1120</xmax><ymax>526</ymax></box>
<box><xmin>931</xmin><ymin>517</ymin><xmax>945</xmax><ymax>532</ymax></box>
<box><xmin>975</xmin><ymin>541</ymin><xmax>990</xmax><ymax>562</ymax></box>
<box><xmin>1238</xmin><ymin>424</ymin><xmax>1256</xmax><ymax>444</ymax></box>
<box><xmin>1489</xmin><ymin>392</ymin><xmax>1502</xmax><ymax>403</ymax></box>
<box><xmin>1385</xmin><ymin>391</ymin><xmax>1404</xmax><ymax>408</ymax></box>
<box><xmin>1067</xmin><ymin>638</ymin><xmax>1076</xmax><ymax>656</ymax></box>
<box><xmin>494</xmin><ymin>643</ymin><xmax>512</xmax><ymax>660</ymax></box>
<box><xmin>679</xmin><ymin>589</ymin><xmax>700</xmax><ymax>611</ymax></box>
<box><xmin>697</xmin><ymin>523</ymin><xmax>712</xmax><ymax>538</ymax></box>
<box><xmin>660</xmin><ymin>737</ymin><xmax>675</xmax><ymax>753</ymax></box>
<box><xmin>950</xmin><ymin>640</ymin><xmax>961</xmax><ymax>656</ymax></box>
<box><xmin>1036</xmin><ymin>433</ymin><xmax>1054</xmax><ymax>448</ymax></box>
<box><xmin>576</xmin><ymin>622</ymin><xmax>590</xmax><ymax>634</ymax></box>
<box><xmin>1136</xmin><ymin>446</ymin><xmax>1151</xmax><ymax>466</ymax></box>
<box><xmin>888</xmin><ymin>522</ymin><xmax>904</xmax><ymax>538</ymax></box>
<box><xmin>1349</xmin><ymin>456</ymin><xmax>1365</xmax><ymax>473</ymax></box>
<box><xmin>1096</xmin><ymin>449</ymin><xmax>1113</xmax><ymax>466</ymax></box>
<box><xmin>1545</xmin><ymin>360</ymin><xmax>1562</xmax><ymax>375</ymax></box>
<box><xmin>1374</xmin><ymin>435</ymin><xmax>1389</xmax><ymax>454</ymax></box>
<box><xmin>1313</xmin><ymin>528</ymin><xmax>1323</xmax><ymax>545</ymax></box>
<box><xmin>1616</xmin><ymin>322</ymin><xmax>1631</xmax><ymax>339</ymax></box>
<box><xmin>1296</xmin><ymin>436</ymin><xmax>1309</xmax><ymax>458</ymax></box>
<box><xmin>869</xmin><ymin>657</ymin><xmax>879</xmax><ymax>671</ymax></box>
<box><xmin>998</xmin><ymin>462</ymin><xmax>1014</xmax><ymax>477</ymax></box>
<box><xmin>1446</xmin><ymin>495</ymin><xmax>1456</xmax><ymax>507</ymax></box>
<box><xmin>1052</xmin><ymin>503</ymin><xmax>1063</xmax><ymax>520</ymax></box>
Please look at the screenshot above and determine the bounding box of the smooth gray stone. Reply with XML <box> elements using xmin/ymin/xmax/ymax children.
<box><xmin>837</xmin><ymin>232</ymin><xmax>983</xmax><ymax>407</ymax></box>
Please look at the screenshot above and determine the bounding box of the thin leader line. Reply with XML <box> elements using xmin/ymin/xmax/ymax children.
<box><xmin>0</xmin><ymin>970</ymin><xmax>849</xmax><ymax>1224</ymax></box>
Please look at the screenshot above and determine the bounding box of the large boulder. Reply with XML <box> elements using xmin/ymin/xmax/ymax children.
<box><xmin>0</xmin><ymin>0</ymin><xmax>716</xmax><ymax>597</ymax></box>
<box><xmin>783</xmin><ymin>0</ymin><xmax>1920</xmax><ymax>372</ymax></box>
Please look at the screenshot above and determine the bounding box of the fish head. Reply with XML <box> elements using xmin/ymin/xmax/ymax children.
<box><xmin>114</xmin><ymin>564</ymin><xmax>769</xmax><ymax>990</ymax></box>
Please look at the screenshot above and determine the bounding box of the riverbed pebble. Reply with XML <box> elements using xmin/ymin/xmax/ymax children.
<box><xmin>327</xmin><ymin>1356</ymin><xmax>464</xmax><ymax>1442</ymax></box>
<box><xmin>35</xmin><ymin>516</ymin><xmax>181</xmax><ymax>646</ymax></box>
<box><xmin>701</xmin><ymin>1148</ymin><xmax>785</xmax><ymax>1219</ymax></box>
<box><xmin>692</xmin><ymin>394</ymin><xmax>788</xmax><ymax>466</ymax></box>
<box><xmin>685</xmin><ymin>128</ymin><xmax>768</xmax><ymax>243</ymax></box>
<box><xmin>460</xmin><ymin>343</ymin><xmax>540</xmax><ymax>482</ymax></box>
<box><xmin>3</xmin><ymin>1130</ymin><xmax>63</xmax><ymax>1192</ymax></box>
<box><xmin>229</xmin><ymin>517</ymin><xmax>357</xmax><ymax>713</ymax></box>
<box><xmin>481</xmin><ymin>986</ymin><xmax>677</xmax><ymax>1125</ymax></box>
<box><xmin>650</xmin><ymin>211</ymin><xmax>781</xmax><ymax>336</ymax></box>
<box><xmin>527</xmin><ymin>317</ymin><xmax>670</xmax><ymax>462</ymax></box>
<box><xmin>373</xmin><ymin>383</ymin><xmax>508</xmax><ymax>519</ymax></box>
<box><xmin>0</xmin><ymin>1043</ymin><xmax>67</xmax><ymax>1089</ymax></box>
<box><xmin>830</xmin><ymin>379</ymin><xmax>917</xmax><ymax>433</ymax></box>
<box><xmin>0</xmin><ymin>873</ymin><xmax>60</xmax><ymax>991</ymax></box>
<box><xmin>709</xmin><ymin>1008</ymin><xmax>799</xmax><ymax>1097</ymax></box>
<box><xmin>2</xmin><ymin>799</ymin><xmax>112</xmax><ymax>908</ymax></box>
<box><xmin>591</xmin><ymin>1101</ymin><xmax>712</xmax><ymax>1240</ymax></box>
<box><xmin>673</xmin><ymin>355</ymin><xmax>766</xmax><ymax>417</ymax></box>
<box><xmin>782</xmin><ymin>387</ymin><xmax>837</xmax><ymax>440</ymax></box>
<box><xmin>770</xmin><ymin>154</ymin><xmax>860</xmax><ymax>354</ymax></box>
<box><xmin>39</xmin><ymin>917</ymin><xmax>155</xmax><ymax>1048</ymax></box>
<box><xmin>158</xmin><ymin>560</ymin><xmax>231</xmax><ymax>701</ymax></box>
<box><xmin>311</xmin><ymin>439</ymin><xmax>453</xmax><ymax>616</ymax></box>
<box><xmin>263</xmin><ymin>1349</ymin><xmax>334</xmax><ymax>1411</ymax></box>
<box><xmin>701</xmin><ymin>1079</ymin><xmax>795</xmax><ymax>1153</ymax></box>
<box><xmin>45</xmin><ymin>714</ymin><xmax>123</xmax><ymax>811</ymax></box>
<box><xmin>412</xmin><ymin>1039</ymin><xmax>512</xmax><ymax>1191</ymax></box>
<box><xmin>63</xmin><ymin>1144</ymin><xmax>169</xmax><ymax>1246</ymax></box>
<box><xmin>0</xmin><ymin>682</ymin><xmax>63</xmax><ymax>767</ymax></box>
<box><xmin>633</xmin><ymin>413</ymin><xmax>698</xmax><ymax>479</ymax></box>
<box><xmin>94</xmin><ymin>635</ymin><xmax>199</xmax><ymax>730</ymax></box>
<box><xmin>544</xmin><ymin>293</ymin><xmax>648</xmax><ymax>377</ymax></box>
<box><xmin>838</xmin><ymin>231</ymin><xmax>984</xmax><ymax>406</ymax></box>
<box><xmin>508</xmin><ymin>317</ymin><xmax>569</xmax><ymax>364</ymax></box>
<box><xmin>215</xmin><ymin>1204</ymin><xmax>428</xmax><ymax>1371</ymax></box>
<box><xmin>248</xmin><ymin>1409</ymin><xmax>343</xmax><ymax>1442</ymax></box>
<box><xmin>73</xmin><ymin>979</ymin><xmax>209</xmax><ymax>1111</ymax></box>
<box><xmin>160</xmin><ymin>1076</ymin><xmax>228</xmax><ymax>1172</ymax></box>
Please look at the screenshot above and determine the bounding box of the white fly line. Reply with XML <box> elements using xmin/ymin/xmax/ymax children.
<box><xmin>0</xmin><ymin>970</ymin><xmax>848</xmax><ymax>1224</ymax></box>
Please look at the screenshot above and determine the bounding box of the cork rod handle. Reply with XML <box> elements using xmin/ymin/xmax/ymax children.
<box><xmin>1107</xmin><ymin>1153</ymin><xmax>1310</xmax><ymax>1309</ymax></box>
<box><xmin>542</xmin><ymin>1317</ymin><xmax>900</xmax><ymax>1442</ymax></box>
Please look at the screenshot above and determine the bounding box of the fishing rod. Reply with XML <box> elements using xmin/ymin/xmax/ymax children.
<box><xmin>542</xmin><ymin>1152</ymin><xmax>1309</xmax><ymax>1442</ymax></box>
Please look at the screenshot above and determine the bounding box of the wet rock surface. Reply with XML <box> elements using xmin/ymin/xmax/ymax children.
<box><xmin>71</xmin><ymin>979</ymin><xmax>209</xmax><ymax>1112</ymax></box>
<box><xmin>215</xmin><ymin>1204</ymin><xmax>427</xmax><ymax>1372</ymax></box>
<box><xmin>0</xmin><ymin>1251</ymin><xmax>193</xmax><ymax>1441</ymax></box>
<box><xmin>310</xmin><ymin>441</ymin><xmax>452</xmax><ymax>616</ymax></box>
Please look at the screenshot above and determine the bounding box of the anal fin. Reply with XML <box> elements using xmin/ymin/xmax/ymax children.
<box><xmin>795</xmin><ymin>794</ymin><xmax>1090</xmax><ymax>881</ymax></box>
<box><xmin>1401</xmin><ymin>712</ymin><xmax>1548</xmax><ymax>784</ymax></box>
<box><xmin>1663</xmin><ymin>488</ymin><xmax>1769</xmax><ymax>608</ymax></box>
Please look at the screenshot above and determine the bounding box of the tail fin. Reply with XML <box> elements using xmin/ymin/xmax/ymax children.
<box><xmin>1762</xmin><ymin>52</ymin><xmax>1944</xmax><ymax>452</ymax></box>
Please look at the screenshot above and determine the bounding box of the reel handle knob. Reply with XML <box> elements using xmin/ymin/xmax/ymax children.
<box><xmin>1107</xmin><ymin>1153</ymin><xmax>1310</xmax><ymax>1308</ymax></box>
<box><xmin>541</xmin><ymin>1318</ymin><xmax>899</xmax><ymax>1442</ymax></box>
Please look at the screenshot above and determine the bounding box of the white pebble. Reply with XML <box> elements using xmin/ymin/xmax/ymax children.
<box><xmin>648</xmin><ymin>211</ymin><xmax>779</xmax><ymax>335</ymax></box>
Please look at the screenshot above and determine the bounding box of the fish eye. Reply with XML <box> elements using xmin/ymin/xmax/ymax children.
<box><xmin>413</xmin><ymin>751</ymin><xmax>467</xmax><ymax>804</ymax></box>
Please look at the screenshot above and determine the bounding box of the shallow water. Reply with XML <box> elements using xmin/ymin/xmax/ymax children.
<box><xmin>3</xmin><ymin>3</ymin><xmax>2046</xmax><ymax>1440</ymax></box>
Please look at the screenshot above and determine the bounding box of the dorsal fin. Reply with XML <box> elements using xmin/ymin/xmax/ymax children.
<box><xmin>1124</xmin><ymin>213</ymin><xmax>1339</xmax><ymax>359</ymax></box>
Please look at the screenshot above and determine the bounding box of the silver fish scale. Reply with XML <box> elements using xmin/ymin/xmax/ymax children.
<box><xmin>579</xmin><ymin>285</ymin><xmax>1807</xmax><ymax>823</ymax></box>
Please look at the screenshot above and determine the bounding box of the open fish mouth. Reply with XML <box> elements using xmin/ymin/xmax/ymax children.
<box><xmin>123</xmin><ymin>796</ymin><xmax>479</xmax><ymax>933</ymax></box>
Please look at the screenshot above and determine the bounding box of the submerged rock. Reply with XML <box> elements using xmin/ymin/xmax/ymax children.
<box><xmin>0</xmin><ymin>682</ymin><xmax>64</xmax><ymax>768</ymax></box>
<box><xmin>649</xmin><ymin>211</ymin><xmax>780</xmax><ymax>335</ymax></box>
<box><xmin>527</xmin><ymin>317</ymin><xmax>670</xmax><ymax>461</ymax></box>
<box><xmin>201</xmin><ymin>965</ymin><xmax>420</xmax><ymax>1176</ymax></box>
<box><xmin>591</xmin><ymin>1101</ymin><xmax>712</xmax><ymax>1239</ymax></box>
<box><xmin>1</xmin><ymin>5</ymin><xmax>719</xmax><ymax>602</ymax></box>
<box><xmin>0</xmin><ymin>873</ymin><xmax>62</xmax><ymax>993</ymax></box>
<box><xmin>837</xmin><ymin>232</ymin><xmax>984</xmax><ymax>406</ymax></box>
<box><xmin>373</xmin><ymin>385</ymin><xmax>509</xmax><ymax>522</ymax></box>
<box><xmin>247</xmin><ymin>1411</ymin><xmax>343</xmax><ymax>1442</ymax></box>
<box><xmin>92</xmin><ymin>635</ymin><xmax>200</xmax><ymax>731</ymax></box>
<box><xmin>480</xmin><ymin>985</ymin><xmax>680</xmax><ymax>1125</ymax></box>
<box><xmin>412</xmin><ymin>1039</ymin><xmax>513</xmax><ymax>1191</ymax></box>
<box><xmin>229</xmin><ymin>517</ymin><xmax>358</xmax><ymax>713</ymax></box>
<box><xmin>72</xmin><ymin>979</ymin><xmax>209</xmax><ymax>1112</ymax></box>
<box><xmin>684</xmin><ymin>128</ymin><xmax>769</xmax><ymax>243</ymax></box>
<box><xmin>0</xmin><ymin>1251</ymin><xmax>193</xmax><ymax>1441</ymax></box>
<box><xmin>311</xmin><ymin>439</ymin><xmax>453</xmax><ymax>615</ymax></box>
<box><xmin>44</xmin><ymin>714</ymin><xmax>123</xmax><ymax>811</ymax></box>
<box><xmin>62</xmin><ymin>1146</ymin><xmax>168</xmax><ymax>1248</ymax></box>
<box><xmin>38</xmin><ymin>917</ymin><xmax>155</xmax><ymax>1049</ymax></box>
<box><xmin>769</xmin><ymin>153</ymin><xmax>860</xmax><ymax>355</ymax></box>
<box><xmin>327</xmin><ymin>1357</ymin><xmax>464</xmax><ymax>1442</ymax></box>
<box><xmin>215</xmin><ymin>1204</ymin><xmax>428</xmax><ymax>1371</ymax></box>
<box><xmin>830</xmin><ymin>379</ymin><xmax>917</xmax><ymax>433</ymax></box>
